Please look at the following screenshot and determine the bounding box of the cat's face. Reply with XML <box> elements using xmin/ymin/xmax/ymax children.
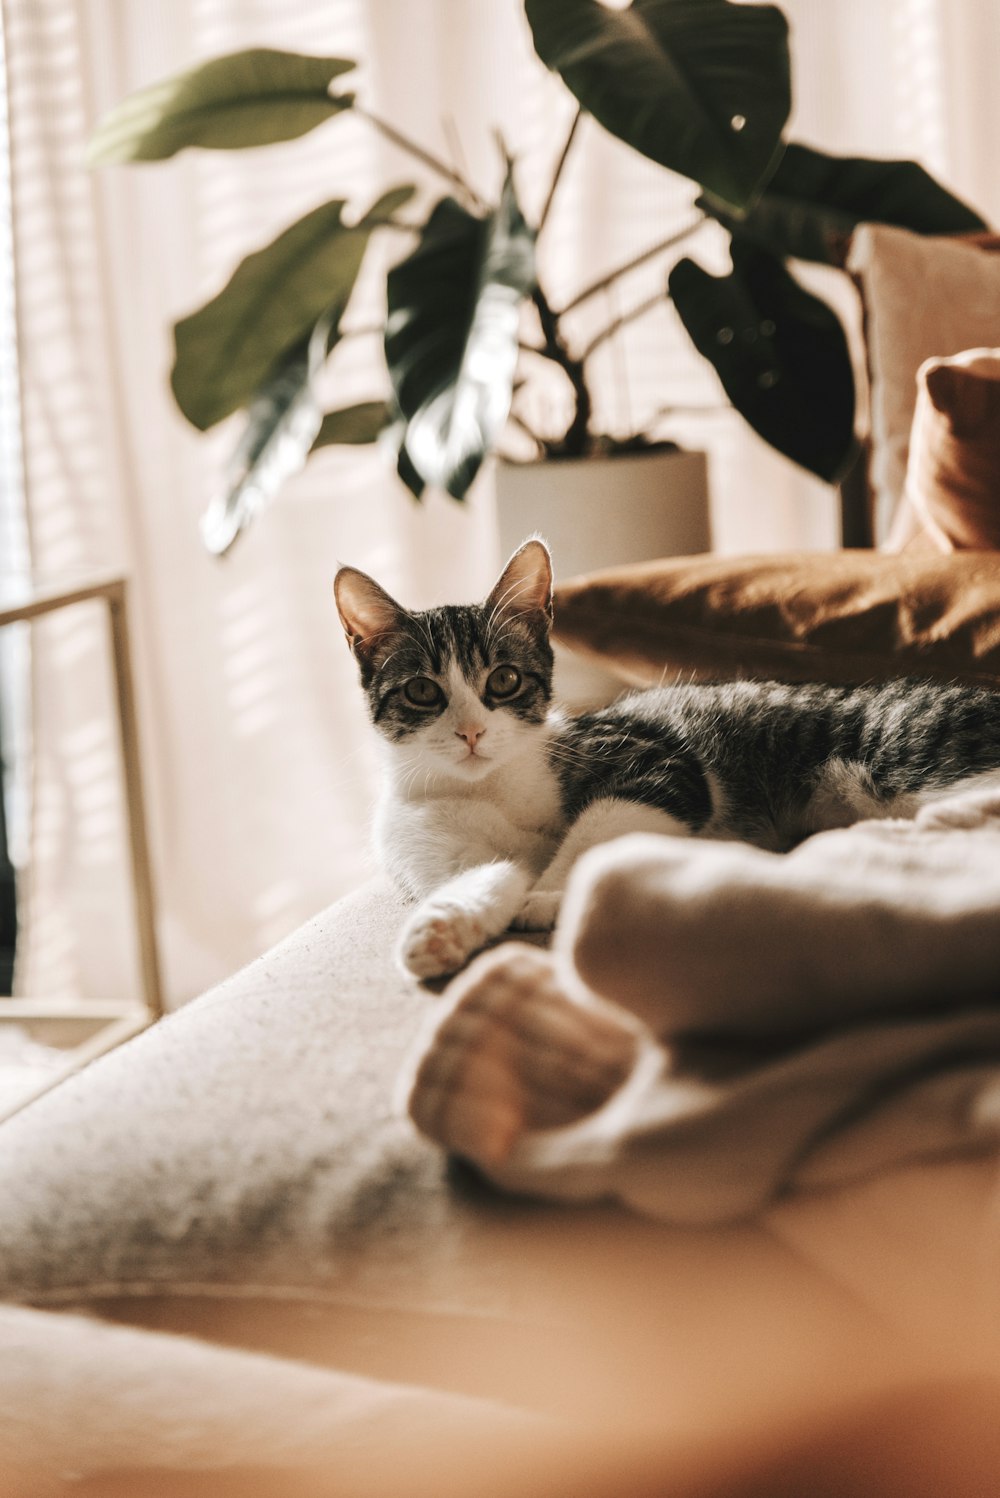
<box><xmin>334</xmin><ymin>539</ymin><xmax>554</xmax><ymax>782</ymax></box>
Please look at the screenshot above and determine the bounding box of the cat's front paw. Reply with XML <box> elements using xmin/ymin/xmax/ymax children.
<box><xmin>398</xmin><ymin>903</ymin><xmax>490</xmax><ymax>980</ymax></box>
<box><xmin>511</xmin><ymin>889</ymin><xmax>562</xmax><ymax>932</ymax></box>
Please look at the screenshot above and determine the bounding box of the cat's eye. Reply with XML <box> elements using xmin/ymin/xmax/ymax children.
<box><xmin>403</xmin><ymin>676</ymin><xmax>443</xmax><ymax>708</ymax></box>
<box><xmin>486</xmin><ymin>665</ymin><xmax>522</xmax><ymax>698</ymax></box>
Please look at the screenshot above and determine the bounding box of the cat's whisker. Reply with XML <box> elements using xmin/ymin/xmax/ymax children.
<box><xmin>490</xmin><ymin>609</ymin><xmax>544</xmax><ymax>645</ymax></box>
<box><xmin>485</xmin><ymin>574</ymin><xmax>545</xmax><ymax>644</ymax></box>
<box><xmin>398</xmin><ymin>765</ymin><xmax>421</xmax><ymax>796</ymax></box>
<box><xmin>419</xmin><ymin>616</ymin><xmax>440</xmax><ymax>670</ymax></box>
<box><xmin>545</xmin><ymin>743</ymin><xmax>610</xmax><ymax>768</ymax></box>
<box><xmin>487</xmin><ymin>572</ymin><xmax>537</xmax><ymax>623</ymax></box>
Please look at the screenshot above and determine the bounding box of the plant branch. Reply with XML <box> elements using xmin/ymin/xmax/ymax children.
<box><xmin>581</xmin><ymin>290</ymin><xmax>667</xmax><ymax>363</ymax></box>
<box><xmin>354</xmin><ymin>104</ymin><xmax>488</xmax><ymax>211</ymax></box>
<box><xmin>442</xmin><ymin>114</ymin><xmax>473</xmax><ymax>193</ymax></box>
<box><xmin>508</xmin><ymin>408</ymin><xmax>545</xmax><ymax>453</ymax></box>
<box><xmin>537</xmin><ymin>108</ymin><xmax>582</xmax><ymax>237</ymax></box>
<box><xmin>340</xmin><ymin>323</ymin><xmax>386</xmax><ymax>340</ymax></box>
<box><xmin>372</xmin><ymin>217</ymin><xmax>425</xmax><ymax>242</ymax></box>
<box><xmin>651</xmin><ymin>402</ymin><xmax>729</xmax><ymax>417</ymax></box>
<box><xmin>519</xmin><ymin>337</ymin><xmax>562</xmax><ymax>366</ymax></box>
<box><xmin>531</xmin><ymin>285</ymin><xmax>591</xmax><ymax>456</ymax></box>
<box><xmin>558</xmin><ymin>214</ymin><xmax>706</xmax><ymax>316</ymax></box>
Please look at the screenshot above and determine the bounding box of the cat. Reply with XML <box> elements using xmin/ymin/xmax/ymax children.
<box><xmin>334</xmin><ymin>537</ymin><xmax>1000</xmax><ymax>979</ymax></box>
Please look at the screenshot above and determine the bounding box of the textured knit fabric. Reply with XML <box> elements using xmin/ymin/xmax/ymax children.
<box><xmin>411</xmin><ymin>781</ymin><xmax>1000</xmax><ymax>1227</ymax></box>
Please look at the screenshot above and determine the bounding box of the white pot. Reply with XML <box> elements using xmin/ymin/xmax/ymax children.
<box><xmin>494</xmin><ymin>448</ymin><xmax>710</xmax><ymax>707</ymax></box>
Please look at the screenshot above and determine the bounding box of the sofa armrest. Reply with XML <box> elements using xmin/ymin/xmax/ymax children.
<box><xmin>0</xmin><ymin>877</ymin><xmax>896</xmax><ymax>1427</ymax></box>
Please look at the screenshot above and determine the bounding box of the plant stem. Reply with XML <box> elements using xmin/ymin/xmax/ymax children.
<box><xmin>354</xmin><ymin>104</ymin><xmax>488</xmax><ymax>211</ymax></box>
<box><xmin>531</xmin><ymin>285</ymin><xmax>591</xmax><ymax>456</ymax></box>
<box><xmin>537</xmin><ymin>108</ymin><xmax>582</xmax><ymax>237</ymax></box>
<box><xmin>558</xmin><ymin>214</ymin><xmax>706</xmax><ymax>316</ymax></box>
<box><xmin>580</xmin><ymin>290</ymin><xmax>667</xmax><ymax>363</ymax></box>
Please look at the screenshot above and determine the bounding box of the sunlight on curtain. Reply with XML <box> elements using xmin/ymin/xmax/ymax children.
<box><xmin>890</xmin><ymin>0</ymin><xmax>949</xmax><ymax>178</ymax></box>
<box><xmin>2</xmin><ymin>0</ymin><xmax>996</xmax><ymax>1005</ymax></box>
<box><xmin>0</xmin><ymin>3</ymin><xmax>30</xmax><ymax>892</ymax></box>
<box><xmin>0</xmin><ymin>6</ymin><xmax>25</xmax><ymax>575</ymax></box>
<box><xmin>4</xmin><ymin>0</ymin><xmax>504</xmax><ymax>1006</ymax></box>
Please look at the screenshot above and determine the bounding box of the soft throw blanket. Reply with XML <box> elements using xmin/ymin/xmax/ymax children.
<box><xmin>406</xmin><ymin>780</ymin><xmax>1000</xmax><ymax>1225</ymax></box>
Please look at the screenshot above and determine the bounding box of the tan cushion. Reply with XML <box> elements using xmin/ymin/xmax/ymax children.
<box><xmin>552</xmin><ymin>551</ymin><xmax>1000</xmax><ymax>689</ymax></box>
<box><xmin>904</xmin><ymin>349</ymin><xmax>1000</xmax><ymax>552</ymax></box>
<box><xmin>848</xmin><ymin>227</ymin><xmax>1000</xmax><ymax>544</ymax></box>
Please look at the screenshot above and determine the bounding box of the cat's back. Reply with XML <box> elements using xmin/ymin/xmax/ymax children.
<box><xmin>550</xmin><ymin>679</ymin><xmax>837</xmax><ymax>829</ymax></box>
<box><xmin>554</xmin><ymin>677</ymin><xmax>848</xmax><ymax>778</ymax></box>
<box><xmin>562</xmin><ymin>676</ymin><xmax>1000</xmax><ymax>767</ymax></box>
<box><xmin>550</xmin><ymin>677</ymin><xmax>1000</xmax><ymax>841</ymax></box>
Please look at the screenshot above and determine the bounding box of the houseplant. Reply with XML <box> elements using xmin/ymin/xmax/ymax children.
<box><xmin>89</xmin><ymin>0</ymin><xmax>987</xmax><ymax>556</ymax></box>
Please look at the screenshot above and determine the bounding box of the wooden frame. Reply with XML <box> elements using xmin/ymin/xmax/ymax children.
<box><xmin>0</xmin><ymin>574</ymin><xmax>164</xmax><ymax>1120</ymax></box>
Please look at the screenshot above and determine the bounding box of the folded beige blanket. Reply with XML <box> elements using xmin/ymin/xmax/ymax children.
<box><xmin>406</xmin><ymin>780</ymin><xmax>1000</xmax><ymax>1225</ymax></box>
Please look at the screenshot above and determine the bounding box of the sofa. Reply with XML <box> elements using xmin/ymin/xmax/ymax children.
<box><xmin>5</xmin><ymin>223</ymin><xmax>1000</xmax><ymax>1495</ymax></box>
<box><xmin>3</xmin><ymin>871</ymin><xmax>1000</xmax><ymax>1497</ymax></box>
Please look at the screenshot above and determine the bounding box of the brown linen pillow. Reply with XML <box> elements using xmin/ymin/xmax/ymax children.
<box><xmin>904</xmin><ymin>349</ymin><xmax>1000</xmax><ymax>553</ymax></box>
<box><xmin>551</xmin><ymin>550</ymin><xmax>1000</xmax><ymax>689</ymax></box>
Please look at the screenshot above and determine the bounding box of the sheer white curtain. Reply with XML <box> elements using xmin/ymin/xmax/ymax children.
<box><xmin>3</xmin><ymin>0</ymin><xmax>998</xmax><ymax>1006</ymax></box>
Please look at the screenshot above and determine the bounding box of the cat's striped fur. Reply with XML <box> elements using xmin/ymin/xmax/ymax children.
<box><xmin>554</xmin><ymin>676</ymin><xmax>1000</xmax><ymax>851</ymax></box>
<box><xmin>335</xmin><ymin>540</ymin><xmax>1000</xmax><ymax>977</ymax></box>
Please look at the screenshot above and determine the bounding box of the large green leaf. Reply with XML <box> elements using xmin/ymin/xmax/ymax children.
<box><xmin>700</xmin><ymin>142</ymin><xmax>989</xmax><ymax>265</ymax></box>
<box><xmin>525</xmin><ymin>0</ymin><xmax>790</xmax><ymax>210</ymax></box>
<box><xmin>88</xmin><ymin>49</ymin><xmax>355</xmax><ymax>164</ymax></box>
<box><xmin>668</xmin><ymin>238</ymin><xmax>856</xmax><ymax>482</ymax></box>
<box><xmin>385</xmin><ymin>170</ymin><xmax>536</xmax><ymax>499</ymax></box>
<box><xmin>201</xmin><ymin>313</ymin><xmax>335</xmax><ymax>557</ymax></box>
<box><xmin>171</xmin><ymin>186</ymin><xmax>414</xmax><ymax>431</ymax></box>
<box><xmin>395</xmin><ymin>433</ymin><xmax>428</xmax><ymax>502</ymax></box>
<box><xmin>311</xmin><ymin>401</ymin><xmax>391</xmax><ymax>450</ymax></box>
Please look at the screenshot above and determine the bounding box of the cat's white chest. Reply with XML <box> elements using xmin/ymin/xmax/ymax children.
<box><xmin>376</xmin><ymin>748</ymin><xmax>564</xmax><ymax>899</ymax></box>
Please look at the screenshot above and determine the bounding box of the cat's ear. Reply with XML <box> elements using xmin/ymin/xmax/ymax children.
<box><xmin>485</xmin><ymin>538</ymin><xmax>553</xmax><ymax>628</ymax></box>
<box><xmin>334</xmin><ymin>566</ymin><xmax>408</xmax><ymax>674</ymax></box>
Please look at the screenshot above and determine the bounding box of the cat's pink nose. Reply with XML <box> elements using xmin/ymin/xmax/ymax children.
<box><xmin>456</xmin><ymin>725</ymin><xmax>486</xmax><ymax>750</ymax></box>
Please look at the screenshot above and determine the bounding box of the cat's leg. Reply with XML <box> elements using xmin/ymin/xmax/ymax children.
<box><xmin>399</xmin><ymin>859</ymin><xmax>534</xmax><ymax>980</ymax></box>
<box><xmin>804</xmin><ymin>765</ymin><xmax>1000</xmax><ymax>838</ymax></box>
<box><xmin>513</xmin><ymin>796</ymin><xmax>689</xmax><ymax>932</ymax></box>
<box><xmin>801</xmin><ymin>758</ymin><xmax>905</xmax><ymax>834</ymax></box>
<box><xmin>913</xmin><ymin>768</ymin><xmax>1000</xmax><ymax>827</ymax></box>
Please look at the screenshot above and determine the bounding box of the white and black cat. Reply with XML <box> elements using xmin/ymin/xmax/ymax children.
<box><xmin>335</xmin><ymin>538</ymin><xmax>1000</xmax><ymax>979</ymax></box>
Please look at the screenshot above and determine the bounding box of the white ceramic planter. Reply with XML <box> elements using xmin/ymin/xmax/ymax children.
<box><xmin>495</xmin><ymin>448</ymin><xmax>711</xmax><ymax>707</ymax></box>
